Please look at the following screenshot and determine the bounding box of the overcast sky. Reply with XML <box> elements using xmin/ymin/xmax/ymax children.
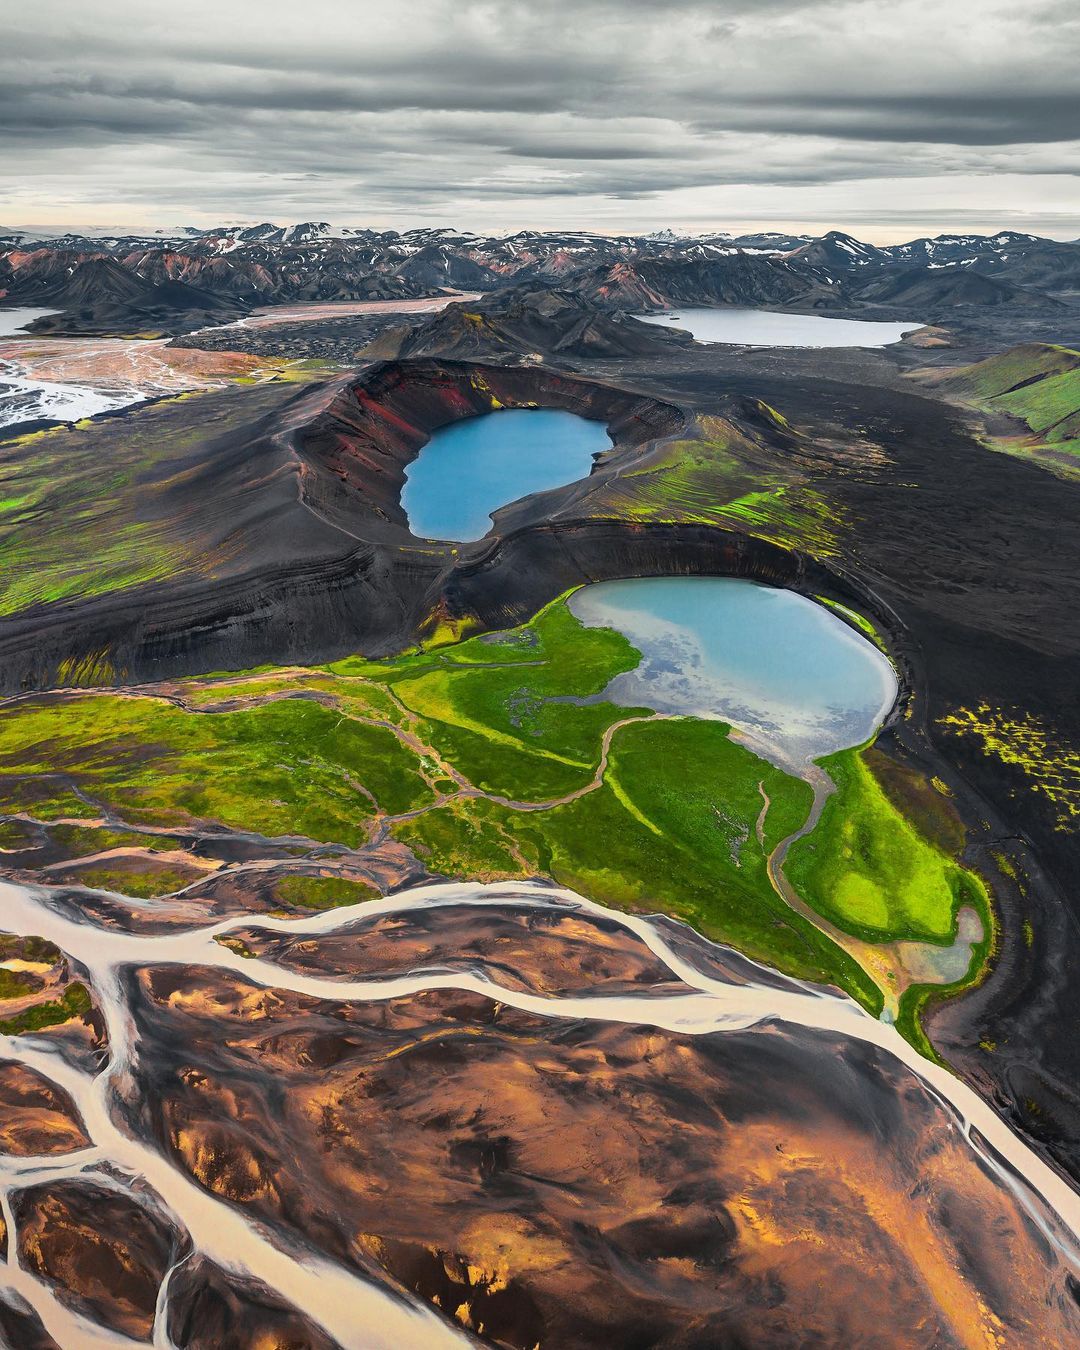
<box><xmin>2</xmin><ymin>0</ymin><xmax>1079</xmax><ymax>240</ymax></box>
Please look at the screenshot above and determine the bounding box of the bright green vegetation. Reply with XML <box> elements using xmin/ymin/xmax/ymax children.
<box><xmin>786</xmin><ymin>748</ymin><xmax>982</xmax><ymax>943</ymax></box>
<box><xmin>393</xmin><ymin>718</ymin><xmax>885</xmax><ymax>1003</ymax></box>
<box><xmin>0</xmin><ymin>592</ymin><xmax>990</xmax><ymax>1031</ymax></box>
<box><xmin>383</xmin><ymin>603</ymin><xmax>642</xmax><ymax>799</ymax></box>
<box><xmin>0</xmin><ymin>966</ymin><xmax>35</xmax><ymax>999</ymax></box>
<box><xmin>938</xmin><ymin>702</ymin><xmax>1080</xmax><ymax>833</ymax></box>
<box><xmin>0</xmin><ymin>936</ymin><xmax>60</xmax><ymax>964</ymax></box>
<box><xmin>275</xmin><ymin>875</ymin><xmax>379</xmax><ymax>909</ymax></box>
<box><xmin>0</xmin><ymin>693</ymin><xmax>432</xmax><ymax>845</ymax></box>
<box><xmin>895</xmin><ymin>884</ymin><xmax>997</xmax><ymax>1067</ymax></box>
<box><xmin>816</xmin><ymin>597</ymin><xmax>889</xmax><ymax>654</ymax></box>
<box><xmin>0</xmin><ymin>385</ymin><xmax>294</xmax><ymax>620</ymax></box>
<box><xmin>65</xmin><ymin>863</ymin><xmax>202</xmax><ymax>899</ymax></box>
<box><xmin>925</xmin><ymin>344</ymin><xmax>1080</xmax><ymax>475</ymax></box>
<box><xmin>48</xmin><ymin>824</ymin><xmax>175</xmax><ymax>857</ymax></box>
<box><xmin>0</xmin><ymin>818</ymin><xmax>37</xmax><ymax>849</ymax></box>
<box><xmin>0</xmin><ymin>983</ymin><xmax>92</xmax><ymax>1036</ymax></box>
<box><xmin>583</xmin><ymin>415</ymin><xmax>848</xmax><ymax>558</ymax></box>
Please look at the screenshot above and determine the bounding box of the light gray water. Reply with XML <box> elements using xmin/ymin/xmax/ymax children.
<box><xmin>568</xmin><ymin>577</ymin><xmax>898</xmax><ymax>768</ymax></box>
<box><xmin>0</xmin><ymin>308</ymin><xmax>59</xmax><ymax>337</ymax></box>
<box><xmin>638</xmin><ymin>307</ymin><xmax>921</xmax><ymax>347</ymax></box>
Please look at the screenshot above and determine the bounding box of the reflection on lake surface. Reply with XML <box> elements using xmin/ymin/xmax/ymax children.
<box><xmin>402</xmin><ymin>408</ymin><xmax>611</xmax><ymax>541</ymax></box>
<box><xmin>568</xmin><ymin>576</ymin><xmax>898</xmax><ymax>765</ymax></box>
<box><xmin>638</xmin><ymin>307</ymin><xmax>920</xmax><ymax>348</ymax></box>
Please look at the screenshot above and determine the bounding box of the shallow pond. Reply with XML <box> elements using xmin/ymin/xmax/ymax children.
<box><xmin>638</xmin><ymin>307</ymin><xmax>920</xmax><ymax>348</ymax></box>
<box><xmin>568</xmin><ymin>576</ymin><xmax>897</xmax><ymax>765</ymax></box>
<box><xmin>0</xmin><ymin>306</ymin><xmax>58</xmax><ymax>336</ymax></box>
<box><xmin>402</xmin><ymin>408</ymin><xmax>611</xmax><ymax>541</ymax></box>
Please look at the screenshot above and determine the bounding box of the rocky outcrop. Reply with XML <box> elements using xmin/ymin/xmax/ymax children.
<box><xmin>561</xmin><ymin>253</ymin><xmax>840</xmax><ymax>311</ymax></box>
<box><xmin>850</xmin><ymin>266</ymin><xmax>1062</xmax><ymax>314</ymax></box>
<box><xmin>13</xmin><ymin>1180</ymin><xmax>189</xmax><ymax>1340</ymax></box>
<box><xmin>360</xmin><ymin>289</ymin><xmax>695</xmax><ymax>362</ymax></box>
<box><xmin>4</xmin><ymin>226</ymin><xmax>1074</xmax><ymax>336</ymax></box>
<box><xmin>8</xmin><ymin>257</ymin><xmax>249</xmax><ymax>335</ymax></box>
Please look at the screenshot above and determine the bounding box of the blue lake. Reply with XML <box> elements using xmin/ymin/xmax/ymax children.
<box><xmin>638</xmin><ymin>307</ymin><xmax>920</xmax><ymax>348</ymax></box>
<box><xmin>568</xmin><ymin>577</ymin><xmax>897</xmax><ymax>766</ymax></box>
<box><xmin>402</xmin><ymin>408</ymin><xmax>612</xmax><ymax>541</ymax></box>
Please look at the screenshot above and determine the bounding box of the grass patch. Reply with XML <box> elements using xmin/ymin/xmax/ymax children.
<box><xmin>65</xmin><ymin>863</ymin><xmax>202</xmax><ymax>899</ymax></box>
<box><xmin>394</xmin><ymin>717</ymin><xmax>881</xmax><ymax>1011</ymax></box>
<box><xmin>786</xmin><ymin>748</ymin><xmax>972</xmax><ymax>943</ymax></box>
<box><xmin>275</xmin><ymin>875</ymin><xmax>379</xmax><ymax>910</ymax></box>
<box><xmin>920</xmin><ymin>344</ymin><xmax>1080</xmax><ymax>474</ymax></box>
<box><xmin>388</xmin><ymin>601</ymin><xmax>644</xmax><ymax>799</ymax></box>
<box><xmin>0</xmin><ymin>693</ymin><xmax>432</xmax><ymax>845</ymax></box>
<box><xmin>0</xmin><ymin>591</ymin><xmax>991</xmax><ymax>1029</ymax></box>
<box><xmin>0</xmin><ymin>983</ymin><xmax>92</xmax><ymax>1036</ymax></box>
<box><xmin>0</xmin><ymin>384</ymin><xmax>296</xmax><ymax>621</ymax></box>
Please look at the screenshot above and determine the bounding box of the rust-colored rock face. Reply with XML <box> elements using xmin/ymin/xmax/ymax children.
<box><xmin>295</xmin><ymin>359</ymin><xmax>687</xmax><ymax>538</ymax></box>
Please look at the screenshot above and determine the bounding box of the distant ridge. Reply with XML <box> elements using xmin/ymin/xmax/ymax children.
<box><xmin>3</xmin><ymin>225</ymin><xmax>1077</xmax><ymax>335</ymax></box>
<box><xmin>359</xmin><ymin>290</ymin><xmax>695</xmax><ymax>362</ymax></box>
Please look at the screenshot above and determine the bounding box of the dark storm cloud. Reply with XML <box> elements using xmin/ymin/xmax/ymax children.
<box><xmin>0</xmin><ymin>0</ymin><xmax>1077</xmax><ymax>232</ymax></box>
<box><xmin>692</xmin><ymin>93</ymin><xmax>1080</xmax><ymax>147</ymax></box>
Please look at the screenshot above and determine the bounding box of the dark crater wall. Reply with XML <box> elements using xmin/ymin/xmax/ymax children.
<box><xmin>0</xmin><ymin>360</ymin><xmax>844</xmax><ymax>690</ymax></box>
<box><xmin>292</xmin><ymin>358</ymin><xmax>686</xmax><ymax>538</ymax></box>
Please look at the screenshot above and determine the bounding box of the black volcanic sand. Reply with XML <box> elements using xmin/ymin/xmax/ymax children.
<box><xmin>0</xmin><ymin>1061</ymin><xmax>90</xmax><ymax>1156</ymax></box>
<box><xmin>0</xmin><ymin>1289</ymin><xmax>59</xmax><ymax>1350</ymax></box>
<box><xmin>0</xmin><ymin>322</ymin><xmax>1078</xmax><ymax>1188</ymax></box>
<box><xmin>7</xmin><ymin>1177</ymin><xmax>337</xmax><ymax>1347</ymax></box>
<box><xmin>123</xmin><ymin>958</ymin><xmax>1080</xmax><ymax>1350</ymax></box>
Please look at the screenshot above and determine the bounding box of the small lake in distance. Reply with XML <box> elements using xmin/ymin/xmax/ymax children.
<box><xmin>568</xmin><ymin>576</ymin><xmax>898</xmax><ymax>766</ymax></box>
<box><xmin>402</xmin><ymin>408</ymin><xmax>612</xmax><ymax>541</ymax></box>
<box><xmin>0</xmin><ymin>307</ymin><xmax>60</xmax><ymax>337</ymax></box>
<box><xmin>638</xmin><ymin>308</ymin><xmax>920</xmax><ymax>348</ymax></box>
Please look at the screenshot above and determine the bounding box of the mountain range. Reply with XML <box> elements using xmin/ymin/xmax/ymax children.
<box><xmin>2</xmin><ymin>225</ymin><xmax>1077</xmax><ymax>335</ymax></box>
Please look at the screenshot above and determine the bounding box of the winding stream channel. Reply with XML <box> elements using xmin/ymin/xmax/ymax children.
<box><xmin>0</xmin><ymin>578</ymin><xmax>1072</xmax><ymax>1344</ymax></box>
<box><xmin>0</xmin><ymin>876</ymin><xmax>1078</xmax><ymax>1346</ymax></box>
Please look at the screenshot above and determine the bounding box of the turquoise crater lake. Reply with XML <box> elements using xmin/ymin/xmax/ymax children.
<box><xmin>402</xmin><ymin>408</ymin><xmax>612</xmax><ymax>542</ymax></box>
<box><xmin>568</xmin><ymin>577</ymin><xmax>898</xmax><ymax>766</ymax></box>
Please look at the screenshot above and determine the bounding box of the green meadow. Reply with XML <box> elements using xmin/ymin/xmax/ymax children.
<box><xmin>0</xmin><ymin>594</ymin><xmax>990</xmax><ymax>1030</ymax></box>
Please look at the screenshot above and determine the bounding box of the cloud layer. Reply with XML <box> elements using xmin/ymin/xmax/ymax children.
<box><xmin>2</xmin><ymin>0</ymin><xmax>1078</xmax><ymax>237</ymax></box>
